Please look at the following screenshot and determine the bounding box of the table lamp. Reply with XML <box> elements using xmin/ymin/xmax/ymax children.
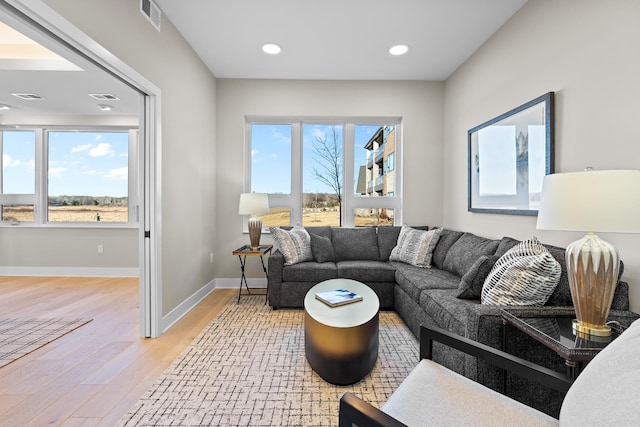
<box><xmin>536</xmin><ymin>169</ymin><xmax>640</xmax><ymax>337</ymax></box>
<box><xmin>238</xmin><ymin>193</ymin><xmax>270</xmax><ymax>250</ymax></box>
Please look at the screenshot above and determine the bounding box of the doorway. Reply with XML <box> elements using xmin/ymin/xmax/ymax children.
<box><xmin>0</xmin><ymin>1</ymin><xmax>161</xmax><ymax>337</ymax></box>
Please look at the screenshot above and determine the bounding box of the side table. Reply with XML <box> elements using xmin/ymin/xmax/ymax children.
<box><xmin>501</xmin><ymin>307</ymin><xmax>620</xmax><ymax>380</ymax></box>
<box><xmin>232</xmin><ymin>244</ymin><xmax>272</xmax><ymax>304</ymax></box>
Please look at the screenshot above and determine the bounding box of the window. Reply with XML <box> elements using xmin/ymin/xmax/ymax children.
<box><xmin>246</xmin><ymin>118</ymin><xmax>402</xmax><ymax>228</ymax></box>
<box><xmin>0</xmin><ymin>127</ymin><xmax>138</xmax><ymax>226</ymax></box>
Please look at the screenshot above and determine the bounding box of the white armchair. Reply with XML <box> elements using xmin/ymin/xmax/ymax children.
<box><xmin>340</xmin><ymin>319</ymin><xmax>640</xmax><ymax>426</ymax></box>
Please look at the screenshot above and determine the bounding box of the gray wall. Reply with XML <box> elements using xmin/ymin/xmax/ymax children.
<box><xmin>215</xmin><ymin>79</ymin><xmax>444</xmax><ymax>279</ymax></box>
<box><xmin>443</xmin><ymin>0</ymin><xmax>640</xmax><ymax>311</ymax></box>
<box><xmin>42</xmin><ymin>0</ymin><xmax>218</xmax><ymax>317</ymax></box>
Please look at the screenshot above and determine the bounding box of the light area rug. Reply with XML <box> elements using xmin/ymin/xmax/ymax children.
<box><xmin>118</xmin><ymin>295</ymin><xmax>419</xmax><ymax>426</ymax></box>
<box><xmin>0</xmin><ymin>317</ymin><xmax>92</xmax><ymax>368</ymax></box>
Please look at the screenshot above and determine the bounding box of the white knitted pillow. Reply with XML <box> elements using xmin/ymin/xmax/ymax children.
<box><xmin>481</xmin><ymin>237</ymin><xmax>561</xmax><ymax>306</ymax></box>
<box><xmin>269</xmin><ymin>225</ymin><xmax>313</xmax><ymax>265</ymax></box>
<box><xmin>390</xmin><ymin>226</ymin><xmax>442</xmax><ymax>268</ymax></box>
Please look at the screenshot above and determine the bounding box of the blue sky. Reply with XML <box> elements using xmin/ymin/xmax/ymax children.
<box><xmin>2</xmin><ymin>130</ymin><xmax>129</xmax><ymax>197</ymax></box>
<box><xmin>251</xmin><ymin>123</ymin><xmax>381</xmax><ymax>194</ymax></box>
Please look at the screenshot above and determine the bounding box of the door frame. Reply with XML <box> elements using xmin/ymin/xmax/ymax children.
<box><xmin>4</xmin><ymin>0</ymin><xmax>163</xmax><ymax>337</ymax></box>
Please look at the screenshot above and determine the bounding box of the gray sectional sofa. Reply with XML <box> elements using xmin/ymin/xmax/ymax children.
<box><xmin>267</xmin><ymin>225</ymin><xmax>639</xmax><ymax>416</ymax></box>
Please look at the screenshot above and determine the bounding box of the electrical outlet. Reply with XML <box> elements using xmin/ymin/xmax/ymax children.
<box><xmin>98</xmin><ymin>244</ymin><xmax>104</xmax><ymax>254</ymax></box>
<box><xmin>209</xmin><ymin>252</ymin><xmax>214</xmax><ymax>263</ymax></box>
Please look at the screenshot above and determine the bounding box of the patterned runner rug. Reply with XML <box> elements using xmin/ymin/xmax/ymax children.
<box><xmin>118</xmin><ymin>295</ymin><xmax>419</xmax><ymax>426</ymax></box>
<box><xmin>0</xmin><ymin>318</ymin><xmax>92</xmax><ymax>368</ymax></box>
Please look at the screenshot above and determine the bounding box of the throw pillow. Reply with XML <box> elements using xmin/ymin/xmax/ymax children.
<box><xmin>389</xmin><ymin>226</ymin><xmax>442</xmax><ymax>268</ymax></box>
<box><xmin>456</xmin><ymin>254</ymin><xmax>500</xmax><ymax>299</ymax></box>
<box><xmin>309</xmin><ymin>232</ymin><xmax>335</xmax><ymax>263</ymax></box>
<box><xmin>269</xmin><ymin>225</ymin><xmax>313</xmax><ymax>265</ymax></box>
<box><xmin>481</xmin><ymin>237</ymin><xmax>561</xmax><ymax>306</ymax></box>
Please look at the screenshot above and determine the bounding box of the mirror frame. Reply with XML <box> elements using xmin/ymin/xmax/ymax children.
<box><xmin>467</xmin><ymin>92</ymin><xmax>555</xmax><ymax>216</ymax></box>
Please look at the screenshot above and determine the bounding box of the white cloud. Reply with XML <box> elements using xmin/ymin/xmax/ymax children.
<box><xmin>72</xmin><ymin>144</ymin><xmax>92</xmax><ymax>153</ymax></box>
<box><xmin>49</xmin><ymin>167</ymin><xmax>68</xmax><ymax>176</ymax></box>
<box><xmin>3</xmin><ymin>154</ymin><xmax>18</xmax><ymax>167</ymax></box>
<box><xmin>84</xmin><ymin>170</ymin><xmax>97</xmax><ymax>175</ymax></box>
<box><xmin>105</xmin><ymin>166</ymin><xmax>128</xmax><ymax>180</ymax></box>
<box><xmin>89</xmin><ymin>143</ymin><xmax>114</xmax><ymax>157</ymax></box>
<box><xmin>251</xmin><ymin>149</ymin><xmax>260</xmax><ymax>156</ymax></box>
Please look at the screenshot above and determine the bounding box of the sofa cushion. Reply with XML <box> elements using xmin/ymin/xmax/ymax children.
<box><xmin>419</xmin><ymin>289</ymin><xmax>471</xmax><ymax>337</ymax></box>
<box><xmin>282</xmin><ymin>261</ymin><xmax>337</xmax><ymax>282</ymax></box>
<box><xmin>482</xmin><ymin>238</ymin><xmax>561</xmax><ymax>306</ymax></box>
<box><xmin>456</xmin><ymin>255</ymin><xmax>500</xmax><ymax>299</ymax></box>
<box><xmin>442</xmin><ymin>233</ymin><xmax>500</xmax><ymax>277</ymax></box>
<box><xmin>270</xmin><ymin>225</ymin><xmax>313</xmax><ymax>265</ymax></box>
<box><xmin>332</xmin><ymin>227</ymin><xmax>380</xmax><ymax>261</ymax></box>
<box><xmin>377</xmin><ymin>226</ymin><xmax>402</xmax><ymax>261</ymax></box>
<box><xmin>394</xmin><ymin>263</ymin><xmax>460</xmax><ymax>302</ymax></box>
<box><xmin>309</xmin><ymin>232</ymin><xmax>335</xmax><ymax>263</ymax></box>
<box><xmin>431</xmin><ymin>229</ymin><xmax>465</xmax><ymax>270</ymax></box>
<box><xmin>337</xmin><ymin>260</ymin><xmax>396</xmax><ymax>282</ymax></box>
<box><xmin>495</xmin><ymin>236</ymin><xmax>520</xmax><ymax>257</ymax></box>
<box><xmin>390</xmin><ymin>226</ymin><xmax>442</xmax><ymax>268</ymax></box>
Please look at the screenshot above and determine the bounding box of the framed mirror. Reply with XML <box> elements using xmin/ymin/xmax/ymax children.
<box><xmin>468</xmin><ymin>92</ymin><xmax>554</xmax><ymax>215</ymax></box>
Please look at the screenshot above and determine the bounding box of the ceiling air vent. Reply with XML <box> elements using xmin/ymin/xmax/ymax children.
<box><xmin>89</xmin><ymin>93</ymin><xmax>120</xmax><ymax>101</ymax></box>
<box><xmin>12</xmin><ymin>93</ymin><xmax>43</xmax><ymax>100</ymax></box>
<box><xmin>140</xmin><ymin>0</ymin><xmax>161</xmax><ymax>31</ymax></box>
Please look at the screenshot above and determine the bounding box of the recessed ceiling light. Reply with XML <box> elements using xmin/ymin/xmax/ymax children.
<box><xmin>389</xmin><ymin>44</ymin><xmax>409</xmax><ymax>56</ymax></box>
<box><xmin>0</xmin><ymin>104</ymin><xmax>11</xmax><ymax>110</ymax></box>
<box><xmin>97</xmin><ymin>104</ymin><xmax>113</xmax><ymax>111</ymax></box>
<box><xmin>12</xmin><ymin>92</ymin><xmax>43</xmax><ymax>100</ymax></box>
<box><xmin>262</xmin><ymin>43</ymin><xmax>281</xmax><ymax>55</ymax></box>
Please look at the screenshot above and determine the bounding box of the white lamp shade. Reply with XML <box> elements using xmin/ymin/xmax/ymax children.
<box><xmin>536</xmin><ymin>170</ymin><xmax>640</xmax><ymax>234</ymax></box>
<box><xmin>238</xmin><ymin>193</ymin><xmax>270</xmax><ymax>215</ymax></box>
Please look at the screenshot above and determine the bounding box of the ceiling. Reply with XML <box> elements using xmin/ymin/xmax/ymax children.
<box><xmin>155</xmin><ymin>0</ymin><xmax>527</xmax><ymax>80</ymax></box>
<box><xmin>0</xmin><ymin>9</ymin><xmax>140</xmax><ymax>119</ymax></box>
<box><xmin>0</xmin><ymin>0</ymin><xmax>527</xmax><ymax>118</ymax></box>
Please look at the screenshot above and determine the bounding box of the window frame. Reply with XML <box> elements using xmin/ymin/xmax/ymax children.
<box><xmin>0</xmin><ymin>125</ymin><xmax>139</xmax><ymax>228</ymax></box>
<box><xmin>245</xmin><ymin>117</ymin><xmax>403</xmax><ymax>228</ymax></box>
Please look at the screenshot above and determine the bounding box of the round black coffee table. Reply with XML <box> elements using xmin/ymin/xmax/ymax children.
<box><xmin>304</xmin><ymin>279</ymin><xmax>379</xmax><ymax>385</ymax></box>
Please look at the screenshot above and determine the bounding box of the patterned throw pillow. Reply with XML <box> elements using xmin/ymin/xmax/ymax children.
<box><xmin>481</xmin><ymin>237</ymin><xmax>561</xmax><ymax>306</ymax></box>
<box><xmin>270</xmin><ymin>225</ymin><xmax>313</xmax><ymax>265</ymax></box>
<box><xmin>389</xmin><ymin>226</ymin><xmax>442</xmax><ymax>268</ymax></box>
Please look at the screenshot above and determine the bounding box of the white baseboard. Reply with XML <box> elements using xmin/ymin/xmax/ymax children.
<box><xmin>0</xmin><ymin>266</ymin><xmax>139</xmax><ymax>277</ymax></box>
<box><xmin>214</xmin><ymin>278</ymin><xmax>267</xmax><ymax>289</ymax></box>
<box><xmin>161</xmin><ymin>279</ymin><xmax>217</xmax><ymax>333</ymax></box>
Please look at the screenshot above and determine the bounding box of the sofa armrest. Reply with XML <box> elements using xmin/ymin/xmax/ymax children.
<box><xmin>339</xmin><ymin>392</ymin><xmax>407</xmax><ymax>427</ymax></box>
<box><xmin>267</xmin><ymin>249</ymin><xmax>284</xmax><ymax>309</ymax></box>
<box><xmin>420</xmin><ymin>325</ymin><xmax>573</xmax><ymax>394</ymax></box>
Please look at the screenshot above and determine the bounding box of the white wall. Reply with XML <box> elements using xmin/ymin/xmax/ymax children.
<box><xmin>215</xmin><ymin>79</ymin><xmax>444</xmax><ymax>279</ymax></box>
<box><xmin>42</xmin><ymin>0</ymin><xmax>218</xmax><ymax>316</ymax></box>
<box><xmin>443</xmin><ymin>0</ymin><xmax>640</xmax><ymax>311</ymax></box>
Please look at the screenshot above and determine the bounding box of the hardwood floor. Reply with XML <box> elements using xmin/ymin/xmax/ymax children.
<box><xmin>0</xmin><ymin>276</ymin><xmax>237</xmax><ymax>427</ymax></box>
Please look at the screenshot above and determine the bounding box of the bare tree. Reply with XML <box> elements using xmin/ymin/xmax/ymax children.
<box><xmin>312</xmin><ymin>126</ymin><xmax>343</xmax><ymax>225</ymax></box>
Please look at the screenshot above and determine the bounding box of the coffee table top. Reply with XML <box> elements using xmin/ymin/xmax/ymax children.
<box><xmin>304</xmin><ymin>279</ymin><xmax>379</xmax><ymax>328</ymax></box>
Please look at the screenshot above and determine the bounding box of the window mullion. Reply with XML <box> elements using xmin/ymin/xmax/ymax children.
<box><xmin>36</xmin><ymin>128</ymin><xmax>46</xmax><ymax>224</ymax></box>
<box><xmin>291</xmin><ymin>121</ymin><xmax>302</xmax><ymax>225</ymax></box>
<box><xmin>342</xmin><ymin>123</ymin><xmax>355</xmax><ymax>228</ymax></box>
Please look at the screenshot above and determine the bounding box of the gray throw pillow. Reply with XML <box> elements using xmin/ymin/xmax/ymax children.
<box><xmin>456</xmin><ymin>254</ymin><xmax>500</xmax><ymax>299</ymax></box>
<box><xmin>389</xmin><ymin>226</ymin><xmax>442</xmax><ymax>268</ymax></box>
<box><xmin>481</xmin><ymin>237</ymin><xmax>561</xmax><ymax>306</ymax></box>
<box><xmin>269</xmin><ymin>225</ymin><xmax>313</xmax><ymax>265</ymax></box>
<box><xmin>310</xmin><ymin>233</ymin><xmax>335</xmax><ymax>263</ymax></box>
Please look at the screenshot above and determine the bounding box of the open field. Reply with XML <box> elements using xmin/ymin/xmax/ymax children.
<box><xmin>261</xmin><ymin>208</ymin><xmax>393</xmax><ymax>227</ymax></box>
<box><xmin>2</xmin><ymin>205</ymin><xmax>128</xmax><ymax>223</ymax></box>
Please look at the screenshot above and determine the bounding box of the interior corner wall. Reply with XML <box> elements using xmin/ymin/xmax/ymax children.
<box><xmin>443</xmin><ymin>0</ymin><xmax>640</xmax><ymax>312</ymax></box>
<box><xmin>215</xmin><ymin>79</ymin><xmax>444</xmax><ymax>279</ymax></box>
<box><xmin>42</xmin><ymin>0</ymin><xmax>218</xmax><ymax>317</ymax></box>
